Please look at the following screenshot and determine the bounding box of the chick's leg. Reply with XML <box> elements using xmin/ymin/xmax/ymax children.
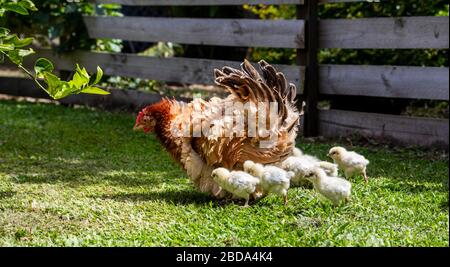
<box><xmin>214</xmin><ymin>187</ymin><xmax>222</xmax><ymax>197</ymax></box>
<box><xmin>283</xmin><ymin>192</ymin><xmax>288</xmax><ymax>206</ymax></box>
<box><xmin>362</xmin><ymin>167</ymin><xmax>368</xmax><ymax>183</ymax></box>
<box><xmin>244</xmin><ymin>196</ymin><xmax>250</xmax><ymax>207</ymax></box>
<box><xmin>344</xmin><ymin>169</ymin><xmax>351</xmax><ymax>179</ymax></box>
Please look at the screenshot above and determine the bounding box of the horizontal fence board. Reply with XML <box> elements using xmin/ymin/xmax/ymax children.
<box><xmin>0</xmin><ymin>76</ymin><xmax>50</xmax><ymax>99</ymax></box>
<box><xmin>320</xmin><ymin>16</ymin><xmax>449</xmax><ymax>49</ymax></box>
<box><xmin>94</xmin><ymin>0</ymin><xmax>304</xmax><ymax>5</ymax></box>
<box><xmin>319</xmin><ymin>109</ymin><xmax>449</xmax><ymax>147</ymax></box>
<box><xmin>0</xmin><ymin>77</ymin><xmax>188</xmax><ymax>110</ymax></box>
<box><xmin>320</xmin><ymin>65</ymin><xmax>449</xmax><ymax>100</ymax></box>
<box><xmin>319</xmin><ymin>0</ymin><xmax>370</xmax><ymax>2</ymax></box>
<box><xmin>20</xmin><ymin>50</ymin><xmax>303</xmax><ymax>91</ymax></box>
<box><xmin>83</xmin><ymin>16</ymin><xmax>305</xmax><ymax>48</ymax></box>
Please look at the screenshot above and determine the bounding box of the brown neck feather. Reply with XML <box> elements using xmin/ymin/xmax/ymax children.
<box><xmin>149</xmin><ymin>100</ymin><xmax>182</xmax><ymax>161</ymax></box>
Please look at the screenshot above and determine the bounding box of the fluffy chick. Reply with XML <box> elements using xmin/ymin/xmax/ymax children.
<box><xmin>291</xmin><ymin>147</ymin><xmax>338</xmax><ymax>177</ymax></box>
<box><xmin>292</xmin><ymin>147</ymin><xmax>305</xmax><ymax>158</ymax></box>
<box><xmin>304</xmin><ymin>167</ymin><xmax>352</xmax><ymax>206</ymax></box>
<box><xmin>317</xmin><ymin>161</ymin><xmax>338</xmax><ymax>177</ymax></box>
<box><xmin>281</xmin><ymin>156</ymin><xmax>315</xmax><ymax>187</ymax></box>
<box><xmin>293</xmin><ymin>147</ymin><xmax>320</xmax><ymax>162</ymax></box>
<box><xmin>243</xmin><ymin>160</ymin><xmax>294</xmax><ymax>205</ymax></box>
<box><xmin>328</xmin><ymin>146</ymin><xmax>370</xmax><ymax>183</ymax></box>
<box><xmin>211</xmin><ymin>168</ymin><xmax>260</xmax><ymax>207</ymax></box>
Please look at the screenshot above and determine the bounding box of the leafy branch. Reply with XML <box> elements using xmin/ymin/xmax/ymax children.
<box><xmin>0</xmin><ymin>0</ymin><xmax>109</xmax><ymax>99</ymax></box>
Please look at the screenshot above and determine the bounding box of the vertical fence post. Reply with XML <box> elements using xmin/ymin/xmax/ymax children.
<box><xmin>297</xmin><ymin>0</ymin><xmax>319</xmax><ymax>137</ymax></box>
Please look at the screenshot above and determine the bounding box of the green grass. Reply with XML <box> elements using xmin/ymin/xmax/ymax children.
<box><xmin>0</xmin><ymin>99</ymin><xmax>448</xmax><ymax>247</ymax></box>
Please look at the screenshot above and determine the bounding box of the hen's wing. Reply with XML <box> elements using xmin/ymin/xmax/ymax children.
<box><xmin>192</xmin><ymin>60</ymin><xmax>303</xmax><ymax>169</ymax></box>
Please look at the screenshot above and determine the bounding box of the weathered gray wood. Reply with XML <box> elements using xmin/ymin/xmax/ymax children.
<box><xmin>15</xmin><ymin>50</ymin><xmax>304</xmax><ymax>92</ymax></box>
<box><xmin>94</xmin><ymin>0</ymin><xmax>304</xmax><ymax>5</ymax></box>
<box><xmin>94</xmin><ymin>0</ymin><xmax>370</xmax><ymax>5</ymax></box>
<box><xmin>320</xmin><ymin>65</ymin><xmax>449</xmax><ymax>100</ymax></box>
<box><xmin>319</xmin><ymin>109</ymin><xmax>449</xmax><ymax>148</ymax></box>
<box><xmin>21</xmin><ymin>50</ymin><xmax>303</xmax><ymax>91</ymax></box>
<box><xmin>83</xmin><ymin>16</ymin><xmax>306</xmax><ymax>49</ymax></box>
<box><xmin>0</xmin><ymin>76</ymin><xmax>186</xmax><ymax>110</ymax></box>
<box><xmin>0</xmin><ymin>76</ymin><xmax>51</xmax><ymax>99</ymax></box>
<box><xmin>320</xmin><ymin>16</ymin><xmax>449</xmax><ymax>49</ymax></box>
<box><xmin>319</xmin><ymin>0</ymin><xmax>369</xmax><ymax>3</ymax></box>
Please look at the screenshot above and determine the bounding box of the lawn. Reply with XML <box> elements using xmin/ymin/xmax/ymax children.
<box><xmin>0</xmin><ymin>99</ymin><xmax>448</xmax><ymax>247</ymax></box>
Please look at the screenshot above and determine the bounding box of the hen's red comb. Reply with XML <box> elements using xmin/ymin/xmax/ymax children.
<box><xmin>135</xmin><ymin>111</ymin><xmax>145</xmax><ymax>127</ymax></box>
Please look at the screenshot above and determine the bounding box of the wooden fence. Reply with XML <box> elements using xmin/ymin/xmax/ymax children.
<box><xmin>0</xmin><ymin>0</ymin><xmax>448</xmax><ymax>148</ymax></box>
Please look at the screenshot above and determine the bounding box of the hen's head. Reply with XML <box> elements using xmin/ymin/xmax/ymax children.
<box><xmin>134</xmin><ymin>109</ymin><xmax>157</xmax><ymax>133</ymax></box>
<box><xmin>134</xmin><ymin>100</ymin><xmax>171</xmax><ymax>133</ymax></box>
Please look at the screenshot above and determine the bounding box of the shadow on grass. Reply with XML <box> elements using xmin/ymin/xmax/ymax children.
<box><xmin>93</xmin><ymin>189</ymin><xmax>259</xmax><ymax>207</ymax></box>
<box><xmin>5</xmin><ymin>151</ymin><xmax>185</xmax><ymax>188</ymax></box>
<box><xmin>8</xmin><ymin>166</ymin><xmax>171</xmax><ymax>188</ymax></box>
<box><xmin>0</xmin><ymin>190</ymin><xmax>15</xmax><ymax>199</ymax></box>
<box><xmin>440</xmin><ymin>199</ymin><xmax>449</xmax><ymax>211</ymax></box>
<box><xmin>94</xmin><ymin>189</ymin><xmax>215</xmax><ymax>206</ymax></box>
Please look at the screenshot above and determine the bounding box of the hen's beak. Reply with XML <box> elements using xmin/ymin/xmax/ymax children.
<box><xmin>133</xmin><ymin>124</ymin><xmax>144</xmax><ymax>131</ymax></box>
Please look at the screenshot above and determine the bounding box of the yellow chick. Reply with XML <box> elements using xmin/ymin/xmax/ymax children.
<box><xmin>328</xmin><ymin>146</ymin><xmax>370</xmax><ymax>183</ymax></box>
<box><xmin>243</xmin><ymin>160</ymin><xmax>294</xmax><ymax>205</ymax></box>
<box><xmin>304</xmin><ymin>167</ymin><xmax>352</xmax><ymax>206</ymax></box>
<box><xmin>281</xmin><ymin>156</ymin><xmax>315</xmax><ymax>187</ymax></box>
<box><xmin>211</xmin><ymin>167</ymin><xmax>260</xmax><ymax>207</ymax></box>
<box><xmin>291</xmin><ymin>147</ymin><xmax>338</xmax><ymax>177</ymax></box>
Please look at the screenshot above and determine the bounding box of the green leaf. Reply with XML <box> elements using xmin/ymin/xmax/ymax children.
<box><xmin>0</xmin><ymin>43</ymin><xmax>14</xmax><ymax>51</ymax></box>
<box><xmin>76</xmin><ymin>64</ymin><xmax>90</xmax><ymax>81</ymax></box>
<box><xmin>17</xmin><ymin>48</ymin><xmax>35</xmax><ymax>57</ymax></box>
<box><xmin>52</xmin><ymin>83</ymin><xmax>73</xmax><ymax>100</ymax></box>
<box><xmin>2</xmin><ymin>34</ymin><xmax>33</xmax><ymax>48</ymax></box>
<box><xmin>91</xmin><ymin>66</ymin><xmax>103</xmax><ymax>85</ymax></box>
<box><xmin>2</xmin><ymin>3</ymin><xmax>29</xmax><ymax>15</ymax></box>
<box><xmin>69</xmin><ymin>71</ymin><xmax>89</xmax><ymax>90</ymax></box>
<box><xmin>80</xmin><ymin>86</ymin><xmax>110</xmax><ymax>95</ymax></box>
<box><xmin>6</xmin><ymin>48</ymin><xmax>35</xmax><ymax>64</ymax></box>
<box><xmin>18</xmin><ymin>0</ymin><xmax>38</xmax><ymax>12</ymax></box>
<box><xmin>0</xmin><ymin>27</ymin><xmax>10</xmax><ymax>38</ymax></box>
<box><xmin>34</xmin><ymin>58</ymin><xmax>54</xmax><ymax>77</ymax></box>
<box><xmin>42</xmin><ymin>72</ymin><xmax>61</xmax><ymax>96</ymax></box>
